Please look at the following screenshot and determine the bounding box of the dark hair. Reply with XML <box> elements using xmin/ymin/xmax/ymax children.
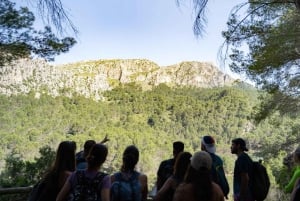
<box><xmin>173</xmin><ymin>152</ymin><xmax>192</xmax><ymax>182</ymax></box>
<box><xmin>52</xmin><ymin>141</ymin><xmax>76</xmax><ymax>173</ymax></box>
<box><xmin>86</xmin><ymin>143</ymin><xmax>108</xmax><ymax>169</ymax></box>
<box><xmin>184</xmin><ymin>166</ymin><xmax>213</xmax><ymax>200</ymax></box>
<box><xmin>44</xmin><ymin>141</ymin><xmax>76</xmax><ymax>192</ymax></box>
<box><xmin>173</xmin><ymin>141</ymin><xmax>184</xmax><ymax>152</ymax></box>
<box><xmin>122</xmin><ymin>145</ymin><xmax>139</xmax><ymax>172</ymax></box>
<box><xmin>232</xmin><ymin>138</ymin><xmax>249</xmax><ymax>151</ymax></box>
<box><xmin>202</xmin><ymin>135</ymin><xmax>215</xmax><ymax>144</ymax></box>
<box><xmin>83</xmin><ymin>140</ymin><xmax>96</xmax><ymax>157</ymax></box>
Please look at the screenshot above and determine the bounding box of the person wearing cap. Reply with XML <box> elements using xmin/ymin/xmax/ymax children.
<box><xmin>201</xmin><ymin>135</ymin><xmax>229</xmax><ymax>199</ymax></box>
<box><xmin>156</xmin><ymin>141</ymin><xmax>184</xmax><ymax>191</ymax></box>
<box><xmin>173</xmin><ymin>151</ymin><xmax>224</xmax><ymax>201</ymax></box>
<box><xmin>231</xmin><ymin>138</ymin><xmax>254</xmax><ymax>201</ymax></box>
<box><xmin>284</xmin><ymin>147</ymin><xmax>300</xmax><ymax>193</ymax></box>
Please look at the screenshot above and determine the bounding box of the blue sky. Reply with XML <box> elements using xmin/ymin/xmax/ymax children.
<box><xmin>22</xmin><ymin>0</ymin><xmax>243</xmax><ymax>74</ymax></box>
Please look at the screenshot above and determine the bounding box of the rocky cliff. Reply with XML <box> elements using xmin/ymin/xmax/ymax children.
<box><xmin>0</xmin><ymin>59</ymin><xmax>235</xmax><ymax>100</ymax></box>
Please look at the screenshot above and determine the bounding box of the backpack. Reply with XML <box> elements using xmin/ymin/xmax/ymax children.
<box><xmin>111</xmin><ymin>171</ymin><xmax>141</xmax><ymax>201</ymax></box>
<box><xmin>76</xmin><ymin>151</ymin><xmax>87</xmax><ymax>170</ymax></box>
<box><xmin>28</xmin><ymin>172</ymin><xmax>59</xmax><ymax>201</ymax></box>
<box><xmin>27</xmin><ymin>180</ymin><xmax>46</xmax><ymax>201</ymax></box>
<box><xmin>68</xmin><ymin>170</ymin><xmax>107</xmax><ymax>201</ymax></box>
<box><xmin>210</xmin><ymin>154</ymin><xmax>230</xmax><ymax>198</ymax></box>
<box><xmin>250</xmin><ymin>161</ymin><xmax>270</xmax><ymax>201</ymax></box>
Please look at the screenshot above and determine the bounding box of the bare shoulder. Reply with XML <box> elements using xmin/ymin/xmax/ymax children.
<box><xmin>139</xmin><ymin>173</ymin><xmax>148</xmax><ymax>182</ymax></box>
<box><xmin>173</xmin><ymin>183</ymin><xmax>193</xmax><ymax>201</ymax></box>
<box><xmin>212</xmin><ymin>182</ymin><xmax>224</xmax><ymax>200</ymax></box>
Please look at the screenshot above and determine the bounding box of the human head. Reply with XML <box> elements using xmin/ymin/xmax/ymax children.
<box><xmin>84</xmin><ymin>140</ymin><xmax>96</xmax><ymax>157</ymax></box>
<box><xmin>86</xmin><ymin>143</ymin><xmax>108</xmax><ymax>169</ymax></box>
<box><xmin>122</xmin><ymin>145</ymin><xmax>139</xmax><ymax>172</ymax></box>
<box><xmin>185</xmin><ymin>151</ymin><xmax>213</xmax><ymax>200</ymax></box>
<box><xmin>201</xmin><ymin>135</ymin><xmax>216</xmax><ymax>154</ymax></box>
<box><xmin>190</xmin><ymin>151</ymin><xmax>212</xmax><ymax>171</ymax></box>
<box><xmin>173</xmin><ymin>141</ymin><xmax>184</xmax><ymax>158</ymax></box>
<box><xmin>294</xmin><ymin>147</ymin><xmax>300</xmax><ymax>164</ymax></box>
<box><xmin>231</xmin><ymin>138</ymin><xmax>249</xmax><ymax>154</ymax></box>
<box><xmin>173</xmin><ymin>152</ymin><xmax>192</xmax><ymax>181</ymax></box>
<box><xmin>53</xmin><ymin>141</ymin><xmax>76</xmax><ymax>172</ymax></box>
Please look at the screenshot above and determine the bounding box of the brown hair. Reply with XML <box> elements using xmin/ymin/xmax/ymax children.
<box><xmin>184</xmin><ymin>164</ymin><xmax>213</xmax><ymax>200</ymax></box>
<box><xmin>173</xmin><ymin>152</ymin><xmax>192</xmax><ymax>182</ymax></box>
<box><xmin>52</xmin><ymin>141</ymin><xmax>76</xmax><ymax>173</ymax></box>
<box><xmin>86</xmin><ymin>143</ymin><xmax>108</xmax><ymax>169</ymax></box>
<box><xmin>121</xmin><ymin>145</ymin><xmax>139</xmax><ymax>172</ymax></box>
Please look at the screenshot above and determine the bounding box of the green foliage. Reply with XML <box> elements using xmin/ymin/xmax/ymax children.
<box><xmin>0</xmin><ymin>0</ymin><xmax>76</xmax><ymax>66</ymax></box>
<box><xmin>222</xmin><ymin>1</ymin><xmax>300</xmax><ymax>119</ymax></box>
<box><xmin>0</xmin><ymin>146</ymin><xmax>55</xmax><ymax>187</ymax></box>
<box><xmin>0</xmin><ymin>84</ymin><xmax>296</xmax><ymax>200</ymax></box>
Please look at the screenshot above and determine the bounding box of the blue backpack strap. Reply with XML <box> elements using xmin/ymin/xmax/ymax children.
<box><xmin>130</xmin><ymin>171</ymin><xmax>140</xmax><ymax>201</ymax></box>
<box><xmin>112</xmin><ymin>172</ymin><xmax>123</xmax><ymax>201</ymax></box>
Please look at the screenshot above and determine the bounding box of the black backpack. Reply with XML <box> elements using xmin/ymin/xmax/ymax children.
<box><xmin>250</xmin><ymin>161</ymin><xmax>270</xmax><ymax>201</ymax></box>
<box><xmin>68</xmin><ymin>170</ymin><xmax>107</xmax><ymax>201</ymax></box>
<box><xmin>28</xmin><ymin>172</ymin><xmax>59</xmax><ymax>201</ymax></box>
<box><xmin>27</xmin><ymin>180</ymin><xmax>46</xmax><ymax>201</ymax></box>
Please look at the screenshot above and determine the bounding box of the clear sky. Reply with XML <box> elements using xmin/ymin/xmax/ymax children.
<box><xmin>22</xmin><ymin>0</ymin><xmax>244</xmax><ymax>75</ymax></box>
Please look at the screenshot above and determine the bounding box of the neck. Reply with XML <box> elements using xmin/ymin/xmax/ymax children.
<box><xmin>237</xmin><ymin>150</ymin><xmax>244</xmax><ymax>156</ymax></box>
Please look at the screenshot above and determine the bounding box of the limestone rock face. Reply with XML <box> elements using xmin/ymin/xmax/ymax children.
<box><xmin>0</xmin><ymin>59</ymin><xmax>235</xmax><ymax>100</ymax></box>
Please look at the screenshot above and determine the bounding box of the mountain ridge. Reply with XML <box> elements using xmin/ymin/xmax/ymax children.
<box><xmin>0</xmin><ymin>58</ymin><xmax>236</xmax><ymax>100</ymax></box>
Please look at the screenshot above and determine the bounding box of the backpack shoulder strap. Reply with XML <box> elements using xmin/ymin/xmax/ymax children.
<box><xmin>75</xmin><ymin>170</ymin><xmax>86</xmax><ymax>184</ymax></box>
<box><xmin>113</xmin><ymin>172</ymin><xmax>123</xmax><ymax>181</ymax></box>
<box><xmin>131</xmin><ymin>171</ymin><xmax>140</xmax><ymax>181</ymax></box>
<box><xmin>128</xmin><ymin>171</ymin><xmax>140</xmax><ymax>201</ymax></box>
<box><xmin>93</xmin><ymin>172</ymin><xmax>107</xmax><ymax>187</ymax></box>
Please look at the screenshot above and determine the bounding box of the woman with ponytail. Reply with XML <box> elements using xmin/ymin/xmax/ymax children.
<box><xmin>110</xmin><ymin>145</ymin><xmax>148</xmax><ymax>201</ymax></box>
<box><xmin>56</xmin><ymin>143</ymin><xmax>110</xmax><ymax>201</ymax></box>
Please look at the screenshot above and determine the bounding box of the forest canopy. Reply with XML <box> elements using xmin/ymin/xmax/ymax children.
<box><xmin>0</xmin><ymin>0</ymin><xmax>76</xmax><ymax>66</ymax></box>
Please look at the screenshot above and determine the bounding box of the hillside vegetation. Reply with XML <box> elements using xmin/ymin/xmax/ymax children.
<box><xmin>0</xmin><ymin>82</ymin><xmax>296</xmax><ymax>200</ymax></box>
<box><xmin>0</xmin><ymin>59</ymin><xmax>298</xmax><ymax>201</ymax></box>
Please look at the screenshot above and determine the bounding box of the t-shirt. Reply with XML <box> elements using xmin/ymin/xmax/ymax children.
<box><xmin>233</xmin><ymin>152</ymin><xmax>253</xmax><ymax>196</ymax></box>
<box><xmin>285</xmin><ymin>165</ymin><xmax>300</xmax><ymax>193</ymax></box>
<box><xmin>209</xmin><ymin>153</ymin><xmax>229</xmax><ymax>198</ymax></box>
<box><xmin>157</xmin><ymin>158</ymin><xmax>175</xmax><ymax>190</ymax></box>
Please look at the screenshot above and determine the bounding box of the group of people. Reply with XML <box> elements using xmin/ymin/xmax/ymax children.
<box><xmin>30</xmin><ymin>135</ymin><xmax>300</xmax><ymax>201</ymax></box>
<box><xmin>155</xmin><ymin>136</ymin><xmax>229</xmax><ymax>201</ymax></box>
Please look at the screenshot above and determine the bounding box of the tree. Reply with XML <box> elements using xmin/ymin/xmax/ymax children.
<box><xmin>26</xmin><ymin>0</ymin><xmax>78</xmax><ymax>34</ymax></box>
<box><xmin>176</xmin><ymin>1</ymin><xmax>300</xmax><ymax>160</ymax></box>
<box><xmin>218</xmin><ymin>1</ymin><xmax>300</xmax><ymax>166</ymax></box>
<box><xmin>0</xmin><ymin>0</ymin><xmax>76</xmax><ymax>66</ymax></box>
<box><xmin>221</xmin><ymin>1</ymin><xmax>300</xmax><ymax>119</ymax></box>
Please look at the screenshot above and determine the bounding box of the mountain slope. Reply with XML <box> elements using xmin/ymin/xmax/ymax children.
<box><xmin>0</xmin><ymin>59</ymin><xmax>235</xmax><ymax>100</ymax></box>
